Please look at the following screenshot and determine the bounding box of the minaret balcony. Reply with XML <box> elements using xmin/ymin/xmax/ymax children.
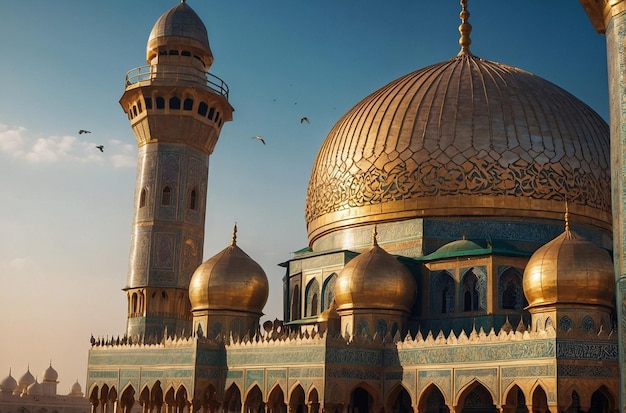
<box><xmin>125</xmin><ymin>65</ymin><xmax>229</xmax><ymax>100</ymax></box>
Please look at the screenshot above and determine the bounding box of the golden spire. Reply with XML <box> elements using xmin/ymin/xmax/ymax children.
<box><xmin>458</xmin><ymin>0</ymin><xmax>472</xmax><ymax>56</ymax></box>
<box><xmin>231</xmin><ymin>223</ymin><xmax>238</xmax><ymax>246</ymax></box>
<box><xmin>565</xmin><ymin>201</ymin><xmax>570</xmax><ymax>232</ymax></box>
<box><xmin>373</xmin><ymin>225</ymin><xmax>379</xmax><ymax>247</ymax></box>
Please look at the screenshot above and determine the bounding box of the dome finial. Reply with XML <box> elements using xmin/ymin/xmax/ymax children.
<box><xmin>458</xmin><ymin>0</ymin><xmax>472</xmax><ymax>56</ymax></box>
<box><xmin>373</xmin><ymin>225</ymin><xmax>379</xmax><ymax>247</ymax></box>
<box><xmin>231</xmin><ymin>223</ymin><xmax>238</xmax><ymax>246</ymax></box>
<box><xmin>565</xmin><ymin>200</ymin><xmax>570</xmax><ymax>232</ymax></box>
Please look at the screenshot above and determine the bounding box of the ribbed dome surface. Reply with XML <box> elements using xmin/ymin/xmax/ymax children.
<box><xmin>148</xmin><ymin>2</ymin><xmax>209</xmax><ymax>47</ymax></box>
<box><xmin>523</xmin><ymin>228</ymin><xmax>615</xmax><ymax>308</ymax></box>
<box><xmin>305</xmin><ymin>54</ymin><xmax>610</xmax><ymax>245</ymax></box>
<box><xmin>18</xmin><ymin>369</ymin><xmax>34</xmax><ymax>387</ymax></box>
<box><xmin>189</xmin><ymin>241</ymin><xmax>269</xmax><ymax>314</ymax></box>
<box><xmin>334</xmin><ymin>244</ymin><xmax>416</xmax><ymax>312</ymax></box>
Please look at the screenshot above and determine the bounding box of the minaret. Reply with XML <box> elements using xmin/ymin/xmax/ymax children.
<box><xmin>119</xmin><ymin>0</ymin><xmax>233</xmax><ymax>340</ymax></box>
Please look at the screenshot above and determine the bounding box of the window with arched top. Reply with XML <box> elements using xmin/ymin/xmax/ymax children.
<box><xmin>207</xmin><ymin>107</ymin><xmax>215</xmax><ymax>120</ymax></box>
<box><xmin>305</xmin><ymin>278</ymin><xmax>320</xmax><ymax>317</ymax></box>
<box><xmin>137</xmin><ymin>100</ymin><xmax>143</xmax><ymax>113</ymax></box>
<box><xmin>145</xmin><ymin>97</ymin><xmax>152</xmax><ymax>110</ymax></box>
<box><xmin>431</xmin><ymin>271</ymin><xmax>455</xmax><ymax>314</ymax></box>
<box><xmin>498</xmin><ymin>267</ymin><xmax>526</xmax><ymax>310</ymax></box>
<box><xmin>169</xmin><ymin>97</ymin><xmax>181</xmax><ymax>110</ymax></box>
<box><xmin>189</xmin><ymin>188</ymin><xmax>197</xmax><ymax>210</ymax></box>
<box><xmin>198</xmin><ymin>102</ymin><xmax>208</xmax><ymax>116</ymax></box>
<box><xmin>156</xmin><ymin>96</ymin><xmax>165</xmax><ymax>109</ymax></box>
<box><xmin>183</xmin><ymin>98</ymin><xmax>193</xmax><ymax>111</ymax></box>
<box><xmin>321</xmin><ymin>273</ymin><xmax>337</xmax><ymax>311</ymax></box>
<box><xmin>290</xmin><ymin>284</ymin><xmax>300</xmax><ymax>320</ymax></box>
<box><xmin>161</xmin><ymin>186</ymin><xmax>172</xmax><ymax>206</ymax></box>
<box><xmin>139</xmin><ymin>188</ymin><xmax>147</xmax><ymax>208</ymax></box>
<box><xmin>462</xmin><ymin>271</ymin><xmax>479</xmax><ymax>312</ymax></box>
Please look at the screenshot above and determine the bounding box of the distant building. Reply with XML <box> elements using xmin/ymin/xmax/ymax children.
<box><xmin>86</xmin><ymin>1</ymin><xmax>620</xmax><ymax>413</ymax></box>
<box><xmin>0</xmin><ymin>365</ymin><xmax>89</xmax><ymax>413</ymax></box>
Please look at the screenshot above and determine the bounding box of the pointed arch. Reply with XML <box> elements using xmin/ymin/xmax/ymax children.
<box><xmin>245</xmin><ymin>384</ymin><xmax>265</xmax><ymax>413</ymax></box>
<box><xmin>499</xmin><ymin>267</ymin><xmax>526</xmax><ymax>310</ymax></box>
<box><xmin>385</xmin><ymin>383</ymin><xmax>414</xmax><ymax>413</ymax></box>
<box><xmin>305</xmin><ymin>278</ymin><xmax>320</xmax><ymax>317</ymax></box>
<box><xmin>346</xmin><ymin>385</ymin><xmax>377</xmax><ymax>413</ymax></box>
<box><xmin>589</xmin><ymin>385</ymin><xmax>616</xmax><ymax>413</ymax></box>
<box><xmin>151</xmin><ymin>381</ymin><xmax>164</xmax><ymax>412</ymax></box>
<box><xmin>175</xmin><ymin>385</ymin><xmax>190</xmax><ymax>412</ymax></box>
<box><xmin>322</xmin><ymin>273</ymin><xmax>338</xmax><ymax>311</ymax></box>
<box><xmin>161</xmin><ymin>185</ymin><xmax>172</xmax><ymax>206</ymax></box>
<box><xmin>417</xmin><ymin>383</ymin><xmax>449</xmax><ymax>413</ymax></box>
<box><xmin>139</xmin><ymin>386</ymin><xmax>150</xmax><ymax>412</ymax></box>
<box><xmin>455</xmin><ymin>380</ymin><xmax>497</xmax><ymax>413</ymax></box>
<box><xmin>120</xmin><ymin>385</ymin><xmax>136</xmax><ymax>413</ymax></box>
<box><xmin>503</xmin><ymin>384</ymin><xmax>528</xmax><ymax>413</ymax></box>
<box><xmin>307</xmin><ymin>387</ymin><xmax>320</xmax><ymax>413</ymax></box>
<box><xmin>223</xmin><ymin>383</ymin><xmax>242</xmax><ymax>413</ymax></box>
<box><xmin>89</xmin><ymin>385</ymin><xmax>99</xmax><ymax>407</ymax></box>
<box><xmin>431</xmin><ymin>271</ymin><xmax>455</xmax><ymax>314</ymax></box>
<box><xmin>291</xmin><ymin>284</ymin><xmax>301</xmax><ymax>320</ymax></box>
<box><xmin>268</xmin><ymin>384</ymin><xmax>287</xmax><ymax>413</ymax></box>
<box><xmin>289</xmin><ymin>383</ymin><xmax>306</xmax><ymax>413</ymax></box>
<box><xmin>461</xmin><ymin>269</ymin><xmax>481</xmax><ymax>312</ymax></box>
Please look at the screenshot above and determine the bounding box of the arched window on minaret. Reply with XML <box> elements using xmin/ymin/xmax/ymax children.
<box><xmin>305</xmin><ymin>279</ymin><xmax>320</xmax><ymax>317</ymax></box>
<box><xmin>169</xmin><ymin>97</ymin><xmax>181</xmax><ymax>110</ymax></box>
<box><xmin>161</xmin><ymin>186</ymin><xmax>172</xmax><ymax>206</ymax></box>
<box><xmin>183</xmin><ymin>98</ymin><xmax>193</xmax><ymax>111</ymax></box>
<box><xmin>462</xmin><ymin>271</ymin><xmax>479</xmax><ymax>312</ymax></box>
<box><xmin>131</xmin><ymin>293</ymin><xmax>138</xmax><ymax>315</ymax></box>
<box><xmin>156</xmin><ymin>96</ymin><xmax>165</xmax><ymax>109</ymax></box>
<box><xmin>137</xmin><ymin>100</ymin><xmax>143</xmax><ymax>113</ymax></box>
<box><xmin>198</xmin><ymin>102</ymin><xmax>208</xmax><ymax>116</ymax></box>
<box><xmin>189</xmin><ymin>188</ymin><xmax>197</xmax><ymax>210</ymax></box>
<box><xmin>207</xmin><ymin>107</ymin><xmax>215</xmax><ymax>120</ymax></box>
<box><xmin>291</xmin><ymin>285</ymin><xmax>300</xmax><ymax>320</ymax></box>
<box><xmin>139</xmin><ymin>188</ymin><xmax>147</xmax><ymax>208</ymax></box>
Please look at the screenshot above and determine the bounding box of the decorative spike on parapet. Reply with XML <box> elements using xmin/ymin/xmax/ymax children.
<box><xmin>458</xmin><ymin>0</ymin><xmax>472</xmax><ymax>56</ymax></box>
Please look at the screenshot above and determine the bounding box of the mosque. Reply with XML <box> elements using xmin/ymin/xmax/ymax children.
<box><xmin>45</xmin><ymin>0</ymin><xmax>626</xmax><ymax>412</ymax></box>
<box><xmin>0</xmin><ymin>364</ymin><xmax>89</xmax><ymax>412</ymax></box>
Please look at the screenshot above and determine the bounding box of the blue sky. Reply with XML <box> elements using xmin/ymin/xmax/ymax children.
<box><xmin>0</xmin><ymin>1</ymin><xmax>609</xmax><ymax>392</ymax></box>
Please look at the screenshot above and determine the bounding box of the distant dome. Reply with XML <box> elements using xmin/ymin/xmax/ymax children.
<box><xmin>18</xmin><ymin>368</ymin><xmax>35</xmax><ymax>388</ymax></box>
<box><xmin>42</xmin><ymin>364</ymin><xmax>58</xmax><ymax>382</ymax></box>
<box><xmin>69</xmin><ymin>380</ymin><xmax>83</xmax><ymax>397</ymax></box>
<box><xmin>189</xmin><ymin>229</ymin><xmax>269</xmax><ymax>315</ymax></box>
<box><xmin>305</xmin><ymin>53</ymin><xmax>610</xmax><ymax>246</ymax></box>
<box><xmin>146</xmin><ymin>1</ymin><xmax>213</xmax><ymax>67</ymax></box>
<box><xmin>0</xmin><ymin>371</ymin><xmax>17</xmax><ymax>393</ymax></box>
<box><xmin>334</xmin><ymin>240</ymin><xmax>416</xmax><ymax>312</ymax></box>
<box><xmin>27</xmin><ymin>380</ymin><xmax>43</xmax><ymax>396</ymax></box>
<box><xmin>523</xmin><ymin>224</ymin><xmax>615</xmax><ymax>308</ymax></box>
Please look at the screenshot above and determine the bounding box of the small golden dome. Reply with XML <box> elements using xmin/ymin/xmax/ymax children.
<box><xmin>523</xmin><ymin>228</ymin><xmax>615</xmax><ymax>308</ymax></box>
<box><xmin>335</xmin><ymin>232</ymin><xmax>416</xmax><ymax>312</ymax></box>
<box><xmin>317</xmin><ymin>300</ymin><xmax>340</xmax><ymax>322</ymax></box>
<box><xmin>189</xmin><ymin>227</ymin><xmax>269</xmax><ymax>314</ymax></box>
<box><xmin>42</xmin><ymin>364</ymin><xmax>58</xmax><ymax>382</ymax></box>
<box><xmin>18</xmin><ymin>368</ymin><xmax>34</xmax><ymax>387</ymax></box>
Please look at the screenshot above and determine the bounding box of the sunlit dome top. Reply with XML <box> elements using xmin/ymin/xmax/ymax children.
<box><xmin>0</xmin><ymin>371</ymin><xmax>17</xmax><ymax>393</ymax></box>
<box><xmin>69</xmin><ymin>380</ymin><xmax>83</xmax><ymax>397</ymax></box>
<box><xmin>334</xmin><ymin>231</ymin><xmax>416</xmax><ymax>312</ymax></box>
<box><xmin>42</xmin><ymin>364</ymin><xmax>58</xmax><ymax>382</ymax></box>
<box><xmin>18</xmin><ymin>368</ymin><xmax>35</xmax><ymax>387</ymax></box>
<box><xmin>305</xmin><ymin>3</ymin><xmax>610</xmax><ymax>247</ymax></box>
<box><xmin>146</xmin><ymin>1</ymin><xmax>213</xmax><ymax>67</ymax></box>
<box><xmin>189</xmin><ymin>226</ymin><xmax>269</xmax><ymax>315</ymax></box>
<box><xmin>523</xmin><ymin>216</ymin><xmax>615</xmax><ymax>308</ymax></box>
<box><xmin>27</xmin><ymin>380</ymin><xmax>43</xmax><ymax>396</ymax></box>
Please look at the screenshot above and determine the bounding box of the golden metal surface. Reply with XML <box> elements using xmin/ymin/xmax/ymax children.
<box><xmin>334</xmin><ymin>244</ymin><xmax>416</xmax><ymax>312</ymax></box>
<box><xmin>189</xmin><ymin>234</ymin><xmax>269</xmax><ymax>314</ymax></box>
<box><xmin>523</xmin><ymin>229</ymin><xmax>615</xmax><ymax>308</ymax></box>
<box><xmin>580</xmin><ymin>0</ymin><xmax>626</xmax><ymax>33</ymax></box>
<box><xmin>305</xmin><ymin>53</ymin><xmax>610</xmax><ymax>246</ymax></box>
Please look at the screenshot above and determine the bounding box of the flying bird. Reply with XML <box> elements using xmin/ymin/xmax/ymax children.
<box><xmin>300</xmin><ymin>117</ymin><xmax>310</xmax><ymax>124</ymax></box>
<box><xmin>78</xmin><ymin>130</ymin><xmax>91</xmax><ymax>134</ymax></box>
<box><xmin>251</xmin><ymin>136</ymin><xmax>266</xmax><ymax>145</ymax></box>
<box><xmin>96</xmin><ymin>145</ymin><xmax>104</xmax><ymax>152</ymax></box>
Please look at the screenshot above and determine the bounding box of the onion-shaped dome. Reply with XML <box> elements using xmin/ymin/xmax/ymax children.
<box><xmin>335</xmin><ymin>232</ymin><xmax>416</xmax><ymax>312</ymax></box>
<box><xmin>147</xmin><ymin>1</ymin><xmax>213</xmax><ymax>67</ymax></box>
<box><xmin>0</xmin><ymin>370</ymin><xmax>17</xmax><ymax>393</ymax></box>
<box><xmin>305</xmin><ymin>9</ymin><xmax>609</xmax><ymax>246</ymax></box>
<box><xmin>189</xmin><ymin>226</ymin><xmax>269</xmax><ymax>314</ymax></box>
<box><xmin>18</xmin><ymin>368</ymin><xmax>35</xmax><ymax>388</ymax></box>
<box><xmin>27</xmin><ymin>380</ymin><xmax>43</xmax><ymax>396</ymax></box>
<box><xmin>523</xmin><ymin>219</ymin><xmax>615</xmax><ymax>308</ymax></box>
<box><xmin>317</xmin><ymin>300</ymin><xmax>340</xmax><ymax>322</ymax></box>
<box><xmin>42</xmin><ymin>364</ymin><xmax>58</xmax><ymax>382</ymax></box>
<box><xmin>69</xmin><ymin>380</ymin><xmax>83</xmax><ymax>397</ymax></box>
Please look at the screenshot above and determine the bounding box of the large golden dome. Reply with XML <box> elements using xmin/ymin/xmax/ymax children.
<box><xmin>305</xmin><ymin>52</ymin><xmax>610</xmax><ymax>246</ymax></box>
<box><xmin>334</xmin><ymin>237</ymin><xmax>416</xmax><ymax>312</ymax></box>
<box><xmin>523</xmin><ymin>223</ymin><xmax>615</xmax><ymax>308</ymax></box>
<box><xmin>189</xmin><ymin>229</ymin><xmax>269</xmax><ymax>315</ymax></box>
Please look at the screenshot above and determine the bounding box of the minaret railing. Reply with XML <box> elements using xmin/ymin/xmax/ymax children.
<box><xmin>124</xmin><ymin>65</ymin><xmax>229</xmax><ymax>99</ymax></box>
